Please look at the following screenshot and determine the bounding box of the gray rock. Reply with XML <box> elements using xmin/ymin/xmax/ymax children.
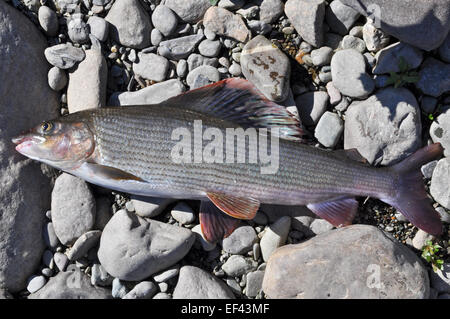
<box><xmin>421</xmin><ymin>96</ymin><xmax>438</xmax><ymax>114</ymax></box>
<box><xmin>110</xmin><ymin>79</ymin><xmax>184</xmax><ymax>106</ymax></box>
<box><xmin>158</xmin><ymin>34</ymin><xmax>204</xmax><ymax>60</ymax></box>
<box><xmin>335</xmin><ymin>96</ymin><xmax>350</xmax><ymax>112</ymax></box>
<box><xmin>123</xmin><ymin>281</ymin><xmax>158</xmax><ymax>299</ymax></box>
<box><xmin>349</xmin><ymin>25</ymin><xmax>363</xmax><ymax>38</ymax></box>
<box><xmin>439</xmin><ymin>34</ymin><xmax>450</xmax><ymax>63</ymax></box>
<box><xmin>247</xmin><ymin>20</ymin><xmax>272</xmax><ymax>36</ymax></box>
<box><xmin>222</xmin><ymin>255</ymin><xmax>258</xmax><ymax>277</ymax></box>
<box><xmin>151</xmin><ymin>29</ymin><xmax>163</xmax><ymax>46</ymax></box>
<box><xmin>43</xmin><ymin>222</ymin><xmax>60</xmax><ymax>250</ymax></box>
<box><xmin>105</xmin><ymin>0</ymin><xmax>152</xmax><ymax>49</ymax></box>
<box><xmin>67</xmin><ymin>230</ymin><xmax>102</xmax><ymax>261</ymax></box>
<box><xmin>176</xmin><ymin>59</ymin><xmax>188</xmax><ymax>77</ymax></box>
<box><xmin>165</xmin><ymin>0</ymin><xmax>211</xmax><ymax>23</ymax></box>
<box><xmin>362</xmin><ymin>21</ymin><xmax>390</xmax><ymax>52</ymax></box>
<box><xmin>344</xmin><ymin>87</ymin><xmax>421</xmax><ymax>165</ymax></box>
<box><xmin>29</xmin><ymin>270</ymin><xmax>111</xmax><ymax>299</ymax></box>
<box><xmin>311</xmin><ymin>46</ymin><xmax>333</xmax><ymax>66</ymax></box>
<box><xmin>44</xmin><ymin>43</ymin><xmax>86</xmax><ymax>69</ymax></box>
<box><xmin>98</xmin><ymin>210</ymin><xmax>195</xmax><ymax>281</ymax></box>
<box><xmin>430</xmin><ymin>108</ymin><xmax>450</xmax><ymax>157</ymax></box>
<box><xmin>415</xmin><ymin>58</ymin><xmax>450</xmax><ymax>97</ymax></box>
<box><xmin>38</xmin><ymin>6</ymin><xmax>58</xmax><ymax>36</ymax></box>
<box><xmin>133</xmin><ymin>53</ymin><xmax>169</xmax><ymax>82</ymax></box>
<box><xmin>221</xmin><ymin>225</ymin><xmax>258</xmax><ymax>255</ymax></box>
<box><xmin>331</xmin><ymin>49</ymin><xmax>374</xmax><ymax>99</ymax></box>
<box><xmin>324</xmin><ymin>32</ymin><xmax>343</xmax><ymax>50</ymax></box>
<box><xmin>171</xmin><ymin>202</ymin><xmax>196</xmax><ymax>225</ymax></box>
<box><xmin>87</xmin><ymin>16</ymin><xmax>109</xmax><ymax>42</ymax></box>
<box><xmin>228</xmin><ymin>62</ymin><xmax>242</xmax><ymax>76</ymax></box>
<box><xmin>152</xmin><ymin>5</ymin><xmax>178</xmax><ymax>37</ymax></box>
<box><xmin>412</xmin><ymin>229</ymin><xmax>434</xmax><ymax>250</ymax></box>
<box><xmin>284</xmin><ymin>0</ymin><xmax>325</xmax><ymax>47</ymax></box>
<box><xmin>53</xmin><ymin>252</ymin><xmax>69</xmax><ymax>272</ymax></box>
<box><xmin>218</xmin><ymin>0</ymin><xmax>245</xmax><ymax>11</ymax></box>
<box><xmin>186</xmin><ymin>65</ymin><xmax>220</xmax><ymax>87</ymax></box>
<box><xmin>245</xmin><ymin>270</ymin><xmax>264</xmax><ymax>298</ymax></box>
<box><xmin>48</xmin><ymin>67</ymin><xmax>67</xmax><ymax>91</ymax></box>
<box><xmin>241</xmin><ymin>35</ymin><xmax>291</xmax><ymax>102</ymax></box>
<box><xmin>325</xmin><ymin>0</ymin><xmax>360</xmax><ymax>35</ymax></box>
<box><xmin>264</xmin><ymin>225</ymin><xmax>431</xmax><ymax>298</ymax></box>
<box><xmin>51</xmin><ymin>173</ymin><xmax>96</xmax><ymax>245</ymax></box>
<box><xmin>260</xmin><ymin>216</ymin><xmax>291</xmax><ymax>262</ymax></box>
<box><xmin>23</xmin><ymin>0</ymin><xmax>40</xmax><ymax>12</ymax></box>
<box><xmin>203</xmin><ymin>6</ymin><xmax>251</xmax><ymax>43</ymax></box>
<box><xmin>373</xmin><ymin>42</ymin><xmax>424</xmax><ymax>75</ymax></box>
<box><xmin>314</xmin><ymin>111</ymin><xmax>343</xmax><ymax>148</ymax></box>
<box><xmin>187</xmin><ymin>53</ymin><xmax>218</xmax><ymax>71</ymax></box>
<box><xmin>91</xmin><ymin>263</ymin><xmax>113</xmax><ymax>286</ymax></box>
<box><xmin>153</xmin><ymin>292</ymin><xmax>172</xmax><ymax>299</ymax></box>
<box><xmin>204</xmin><ymin>28</ymin><xmax>216</xmax><ymax>41</ymax></box>
<box><xmin>259</xmin><ymin>0</ymin><xmax>284</xmax><ymax>24</ymax></box>
<box><xmin>27</xmin><ymin>276</ymin><xmax>47</xmax><ymax>294</ymax></box>
<box><xmin>295</xmin><ymin>91</ymin><xmax>329</xmax><ymax>126</ymax></box>
<box><xmin>326</xmin><ymin>81</ymin><xmax>341</xmax><ymax>105</ymax></box>
<box><xmin>153</xmin><ymin>265</ymin><xmax>180</xmax><ymax>283</ymax></box>
<box><xmin>430</xmin><ymin>263</ymin><xmax>450</xmax><ymax>294</ymax></box>
<box><xmin>341</xmin><ymin>35</ymin><xmax>366</xmax><ymax>53</ymax></box>
<box><xmin>430</xmin><ymin>158</ymin><xmax>450</xmax><ymax>209</ymax></box>
<box><xmin>339</xmin><ymin>0</ymin><xmax>450</xmax><ymax>51</ymax></box>
<box><xmin>67</xmin><ymin>13</ymin><xmax>89</xmax><ymax>44</ymax></box>
<box><xmin>421</xmin><ymin>160</ymin><xmax>438</xmax><ymax>179</ymax></box>
<box><xmin>173</xmin><ymin>266</ymin><xmax>235</xmax><ymax>299</ymax></box>
<box><xmin>236</xmin><ymin>4</ymin><xmax>259</xmax><ymax>19</ymax></box>
<box><xmin>198</xmin><ymin>39</ymin><xmax>222</xmax><ymax>58</ymax></box>
<box><xmin>94</xmin><ymin>197</ymin><xmax>112</xmax><ymax>230</ymax></box>
<box><xmin>67</xmin><ymin>49</ymin><xmax>108</xmax><ymax>113</ymax></box>
<box><xmin>310</xmin><ymin>218</ymin><xmax>334</xmax><ymax>234</ymax></box>
<box><xmin>112</xmin><ymin>278</ymin><xmax>128</xmax><ymax>298</ymax></box>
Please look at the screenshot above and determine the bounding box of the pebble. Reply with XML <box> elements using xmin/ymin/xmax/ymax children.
<box><xmin>67</xmin><ymin>13</ymin><xmax>89</xmax><ymax>44</ymax></box>
<box><xmin>176</xmin><ymin>59</ymin><xmax>188</xmax><ymax>77</ymax></box>
<box><xmin>123</xmin><ymin>281</ymin><xmax>158</xmax><ymax>299</ymax></box>
<box><xmin>260</xmin><ymin>216</ymin><xmax>291</xmax><ymax>262</ymax></box>
<box><xmin>171</xmin><ymin>202</ymin><xmax>196</xmax><ymax>225</ymax></box>
<box><xmin>158</xmin><ymin>282</ymin><xmax>168</xmax><ymax>293</ymax></box>
<box><xmin>228</xmin><ymin>62</ymin><xmax>241</xmax><ymax>76</ymax></box>
<box><xmin>218</xmin><ymin>0</ymin><xmax>245</xmax><ymax>11</ymax></box>
<box><xmin>245</xmin><ymin>270</ymin><xmax>265</xmax><ymax>298</ymax></box>
<box><xmin>41</xmin><ymin>268</ymin><xmax>53</xmax><ymax>277</ymax></box>
<box><xmin>204</xmin><ymin>28</ymin><xmax>216</xmax><ymax>41</ymax></box>
<box><xmin>334</xmin><ymin>96</ymin><xmax>350</xmax><ymax>112</ymax></box>
<box><xmin>310</xmin><ymin>218</ymin><xmax>334</xmax><ymax>234</ymax></box>
<box><xmin>318</xmin><ymin>71</ymin><xmax>332</xmax><ymax>83</ymax></box>
<box><xmin>295</xmin><ymin>91</ymin><xmax>329</xmax><ymax>126</ymax></box>
<box><xmin>67</xmin><ymin>230</ymin><xmax>102</xmax><ymax>261</ymax></box>
<box><xmin>38</xmin><ymin>6</ymin><xmax>58</xmax><ymax>37</ymax></box>
<box><xmin>412</xmin><ymin>229</ymin><xmax>434</xmax><ymax>250</ymax></box>
<box><xmin>203</xmin><ymin>6</ymin><xmax>251</xmax><ymax>43</ymax></box>
<box><xmin>314</xmin><ymin>111</ymin><xmax>344</xmax><ymax>148</ymax></box>
<box><xmin>253</xmin><ymin>242</ymin><xmax>261</xmax><ymax>261</ymax></box>
<box><xmin>373</xmin><ymin>42</ymin><xmax>423</xmax><ymax>75</ymax></box>
<box><xmin>310</xmin><ymin>46</ymin><xmax>333</xmax><ymax>66</ymax></box>
<box><xmin>325</xmin><ymin>0</ymin><xmax>360</xmax><ymax>35</ymax></box>
<box><xmin>331</xmin><ymin>49</ymin><xmax>374</xmax><ymax>99</ymax></box>
<box><xmin>186</xmin><ymin>65</ymin><xmax>220</xmax><ymax>87</ymax></box>
<box><xmin>349</xmin><ymin>25</ymin><xmax>363</xmax><ymax>38</ymax></box>
<box><xmin>430</xmin><ymin>158</ymin><xmax>450</xmax><ymax>209</ymax></box>
<box><xmin>43</xmin><ymin>222</ymin><xmax>60</xmax><ymax>250</ymax></box>
<box><xmin>27</xmin><ymin>275</ymin><xmax>47</xmax><ymax>294</ymax></box>
<box><xmin>129</xmin><ymin>196</ymin><xmax>173</xmax><ymax>218</ymax></box>
<box><xmin>221</xmin><ymin>225</ymin><xmax>258</xmax><ymax>255</ymax></box>
<box><xmin>222</xmin><ymin>255</ymin><xmax>258</xmax><ymax>277</ymax></box>
<box><xmin>430</xmin><ymin>107</ymin><xmax>450</xmax><ymax>157</ymax></box>
<box><xmin>192</xmin><ymin>224</ymin><xmax>216</xmax><ymax>251</ymax></box>
<box><xmin>415</xmin><ymin>57</ymin><xmax>450</xmax><ymax>98</ymax></box>
<box><xmin>112</xmin><ymin>278</ymin><xmax>128</xmax><ymax>299</ymax></box>
<box><xmin>236</xmin><ymin>4</ymin><xmax>259</xmax><ymax>19</ymax></box>
<box><xmin>53</xmin><ymin>252</ymin><xmax>69</xmax><ymax>272</ymax></box>
<box><xmin>153</xmin><ymin>292</ymin><xmax>172</xmax><ymax>299</ymax></box>
<box><xmin>259</xmin><ymin>0</ymin><xmax>284</xmax><ymax>24</ymax></box>
<box><xmin>326</xmin><ymin>81</ymin><xmax>341</xmax><ymax>105</ymax></box>
<box><xmin>248</xmin><ymin>20</ymin><xmax>272</xmax><ymax>35</ymax></box>
<box><xmin>87</xmin><ymin>16</ymin><xmax>109</xmax><ymax>42</ymax></box>
<box><xmin>44</xmin><ymin>43</ymin><xmax>85</xmax><ymax>69</ymax></box>
<box><xmin>421</xmin><ymin>160</ymin><xmax>438</xmax><ymax>179</ymax></box>
<box><xmin>187</xmin><ymin>53</ymin><xmax>219</xmax><ymax>71</ymax></box>
<box><xmin>436</xmin><ymin>207</ymin><xmax>450</xmax><ymax>224</ymax></box>
<box><xmin>158</xmin><ymin>34</ymin><xmax>204</xmax><ymax>60</ymax></box>
<box><xmin>47</xmin><ymin>67</ymin><xmax>67</xmax><ymax>91</ymax></box>
<box><xmin>362</xmin><ymin>20</ymin><xmax>390</xmax><ymax>52</ymax></box>
<box><xmin>341</xmin><ymin>35</ymin><xmax>366</xmax><ymax>53</ymax></box>
<box><xmin>198</xmin><ymin>39</ymin><xmax>222</xmax><ymax>57</ymax></box>
<box><xmin>152</xmin><ymin>5</ymin><xmax>178</xmax><ymax>37</ymax></box>
<box><xmin>153</xmin><ymin>265</ymin><xmax>180</xmax><ymax>283</ymax></box>
<box><xmin>151</xmin><ymin>29</ymin><xmax>163</xmax><ymax>46</ymax></box>
<box><xmin>133</xmin><ymin>52</ymin><xmax>169</xmax><ymax>82</ymax></box>
<box><xmin>91</xmin><ymin>263</ymin><xmax>114</xmax><ymax>286</ymax></box>
<box><xmin>165</xmin><ymin>0</ymin><xmax>211</xmax><ymax>23</ymax></box>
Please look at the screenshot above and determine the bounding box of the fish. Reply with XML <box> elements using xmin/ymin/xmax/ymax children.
<box><xmin>12</xmin><ymin>78</ymin><xmax>443</xmax><ymax>241</ymax></box>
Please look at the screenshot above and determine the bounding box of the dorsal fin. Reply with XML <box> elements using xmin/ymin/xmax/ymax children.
<box><xmin>164</xmin><ymin>78</ymin><xmax>305</xmax><ymax>142</ymax></box>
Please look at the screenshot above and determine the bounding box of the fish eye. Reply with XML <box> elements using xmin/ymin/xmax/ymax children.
<box><xmin>41</xmin><ymin>121</ymin><xmax>53</xmax><ymax>133</ymax></box>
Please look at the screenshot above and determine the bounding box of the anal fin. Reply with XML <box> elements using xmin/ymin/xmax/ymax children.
<box><xmin>206</xmin><ymin>192</ymin><xmax>259</xmax><ymax>220</ymax></box>
<box><xmin>199</xmin><ymin>201</ymin><xmax>241</xmax><ymax>243</ymax></box>
<box><xmin>307</xmin><ymin>197</ymin><xmax>358</xmax><ymax>227</ymax></box>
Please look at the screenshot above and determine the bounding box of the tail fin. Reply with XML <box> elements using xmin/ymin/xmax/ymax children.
<box><xmin>383</xmin><ymin>143</ymin><xmax>443</xmax><ymax>236</ymax></box>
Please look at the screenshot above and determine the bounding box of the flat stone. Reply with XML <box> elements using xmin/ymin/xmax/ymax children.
<box><xmin>152</xmin><ymin>5</ymin><xmax>178</xmax><ymax>37</ymax></box>
<box><xmin>222</xmin><ymin>255</ymin><xmax>258</xmax><ymax>277</ymax></box>
<box><xmin>198</xmin><ymin>39</ymin><xmax>222</xmax><ymax>58</ymax></box>
<box><xmin>373</xmin><ymin>42</ymin><xmax>424</xmax><ymax>75</ymax></box>
<box><xmin>326</xmin><ymin>81</ymin><xmax>341</xmax><ymax>105</ymax></box>
<box><xmin>415</xmin><ymin>58</ymin><xmax>450</xmax><ymax>97</ymax></box>
<box><xmin>67</xmin><ymin>230</ymin><xmax>102</xmax><ymax>261</ymax></box>
<box><xmin>310</xmin><ymin>46</ymin><xmax>333</xmax><ymax>66</ymax></box>
<box><xmin>44</xmin><ymin>43</ymin><xmax>85</xmax><ymax>69</ymax></box>
<box><xmin>325</xmin><ymin>0</ymin><xmax>360</xmax><ymax>35</ymax></box>
<box><xmin>171</xmin><ymin>202</ymin><xmax>196</xmax><ymax>225</ymax></box>
<box><xmin>314</xmin><ymin>111</ymin><xmax>343</xmax><ymax>148</ymax></box>
<box><xmin>259</xmin><ymin>0</ymin><xmax>284</xmax><ymax>24</ymax></box>
<box><xmin>158</xmin><ymin>34</ymin><xmax>204</xmax><ymax>60</ymax></box>
<box><xmin>245</xmin><ymin>270</ymin><xmax>264</xmax><ymax>298</ymax></box>
<box><xmin>430</xmin><ymin>158</ymin><xmax>450</xmax><ymax>209</ymax></box>
<box><xmin>123</xmin><ymin>281</ymin><xmax>157</xmax><ymax>299</ymax></box>
<box><xmin>241</xmin><ymin>35</ymin><xmax>291</xmax><ymax>102</ymax></box>
<box><xmin>203</xmin><ymin>6</ymin><xmax>251</xmax><ymax>43</ymax></box>
<box><xmin>295</xmin><ymin>91</ymin><xmax>329</xmax><ymax>126</ymax></box>
<box><xmin>186</xmin><ymin>65</ymin><xmax>220</xmax><ymax>87</ymax></box>
<box><xmin>165</xmin><ymin>0</ymin><xmax>211</xmax><ymax>23</ymax></box>
<box><xmin>87</xmin><ymin>16</ymin><xmax>109</xmax><ymax>42</ymax></box>
<box><xmin>430</xmin><ymin>107</ymin><xmax>450</xmax><ymax>157</ymax></box>
<box><xmin>38</xmin><ymin>6</ymin><xmax>58</xmax><ymax>36</ymax></box>
<box><xmin>260</xmin><ymin>216</ymin><xmax>291</xmax><ymax>262</ymax></box>
<box><xmin>27</xmin><ymin>276</ymin><xmax>47</xmax><ymax>294</ymax></box>
<box><xmin>221</xmin><ymin>225</ymin><xmax>258</xmax><ymax>255</ymax></box>
<box><xmin>133</xmin><ymin>53</ymin><xmax>169</xmax><ymax>82</ymax></box>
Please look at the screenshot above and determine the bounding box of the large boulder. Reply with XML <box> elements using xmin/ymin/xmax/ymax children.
<box><xmin>0</xmin><ymin>1</ymin><xmax>59</xmax><ymax>293</ymax></box>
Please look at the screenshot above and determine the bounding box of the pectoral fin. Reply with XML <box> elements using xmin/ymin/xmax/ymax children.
<box><xmin>307</xmin><ymin>197</ymin><xmax>358</xmax><ymax>227</ymax></box>
<box><xmin>85</xmin><ymin>163</ymin><xmax>144</xmax><ymax>182</ymax></box>
<box><xmin>199</xmin><ymin>201</ymin><xmax>241</xmax><ymax>243</ymax></box>
<box><xmin>206</xmin><ymin>192</ymin><xmax>259</xmax><ymax>220</ymax></box>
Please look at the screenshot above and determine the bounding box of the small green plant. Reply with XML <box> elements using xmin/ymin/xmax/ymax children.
<box><xmin>209</xmin><ymin>0</ymin><xmax>219</xmax><ymax>5</ymax></box>
<box><xmin>421</xmin><ymin>240</ymin><xmax>444</xmax><ymax>272</ymax></box>
<box><xmin>385</xmin><ymin>56</ymin><xmax>420</xmax><ymax>88</ymax></box>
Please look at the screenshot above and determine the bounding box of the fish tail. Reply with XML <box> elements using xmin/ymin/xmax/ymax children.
<box><xmin>382</xmin><ymin>143</ymin><xmax>443</xmax><ymax>236</ymax></box>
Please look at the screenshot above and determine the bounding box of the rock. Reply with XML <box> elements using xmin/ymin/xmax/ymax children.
<box><xmin>430</xmin><ymin>158</ymin><xmax>450</xmax><ymax>209</ymax></box>
<box><xmin>109</xmin><ymin>79</ymin><xmax>185</xmax><ymax>106</ymax></box>
<box><xmin>373</xmin><ymin>42</ymin><xmax>423</xmax><ymax>75</ymax></box>
<box><xmin>51</xmin><ymin>173</ymin><xmax>96</xmax><ymax>245</ymax></box>
<box><xmin>362</xmin><ymin>20</ymin><xmax>389</xmax><ymax>52</ymax></box>
<box><xmin>153</xmin><ymin>265</ymin><xmax>180</xmax><ymax>283</ymax></box>
<box><xmin>23</xmin><ymin>0</ymin><xmax>40</xmax><ymax>12</ymax></box>
<box><xmin>260</xmin><ymin>216</ymin><xmax>291</xmax><ymax>262</ymax></box>
<box><xmin>171</xmin><ymin>202</ymin><xmax>196</xmax><ymax>225</ymax></box>
<box><xmin>430</xmin><ymin>263</ymin><xmax>450</xmax><ymax>294</ymax></box>
<box><xmin>324</xmin><ymin>32</ymin><xmax>343</xmax><ymax>50</ymax></box>
<box><xmin>241</xmin><ymin>35</ymin><xmax>291</xmax><ymax>102</ymax></box>
<box><xmin>247</xmin><ymin>20</ymin><xmax>272</xmax><ymax>36</ymax></box>
<box><xmin>29</xmin><ymin>270</ymin><xmax>111</xmax><ymax>299</ymax></box>
<box><xmin>326</xmin><ymin>81</ymin><xmax>341</xmax><ymax>106</ymax></box>
<box><xmin>173</xmin><ymin>266</ymin><xmax>235</xmax><ymax>299</ymax></box>
<box><xmin>67</xmin><ymin>230</ymin><xmax>102</xmax><ymax>261</ymax></box>
<box><xmin>27</xmin><ymin>276</ymin><xmax>47</xmax><ymax>294</ymax></box>
<box><xmin>94</xmin><ymin>197</ymin><xmax>112</xmax><ymax>230</ymax></box>
<box><xmin>221</xmin><ymin>225</ymin><xmax>258</xmax><ymax>255</ymax></box>
<box><xmin>98</xmin><ymin>210</ymin><xmax>195</xmax><ymax>281</ymax></box>
<box><xmin>439</xmin><ymin>34</ymin><xmax>450</xmax><ymax>63</ymax></box>
<box><xmin>412</xmin><ymin>229</ymin><xmax>434</xmax><ymax>250</ymax></box>
<box><xmin>236</xmin><ymin>4</ymin><xmax>259</xmax><ymax>19</ymax></box>
<box><xmin>87</xmin><ymin>16</ymin><xmax>109</xmax><ymax>42</ymax></box>
<box><xmin>325</xmin><ymin>0</ymin><xmax>360</xmax><ymax>35</ymax></box>
<box><xmin>203</xmin><ymin>7</ymin><xmax>251</xmax><ymax>43</ymax></box>
<box><xmin>218</xmin><ymin>0</ymin><xmax>245</xmax><ymax>11</ymax></box>
<box><xmin>229</xmin><ymin>62</ymin><xmax>242</xmax><ymax>76</ymax></box>
<box><xmin>331</xmin><ymin>49</ymin><xmax>374</xmax><ymax>99</ymax></box>
<box><xmin>430</xmin><ymin>108</ymin><xmax>450</xmax><ymax>157</ymax></box>
<box><xmin>151</xmin><ymin>29</ymin><xmax>163</xmax><ymax>46</ymax></box>
<box><xmin>284</xmin><ymin>0</ymin><xmax>326</xmax><ymax>47</ymax></box>
<box><xmin>67</xmin><ymin>49</ymin><xmax>107</xmax><ymax>113</ymax></box>
<box><xmin>192</xmin><ymin>224</ymin><xmax>216</xmax><ymax>251</ymax></box>
<box><xmin>133</xmin><ymin>53</ymin><xmax>169</xmax><ymax>82</ymax></box>
<box><xmin>421</xmin><ymin>96</ymin><xmax>438</xmax><ymax>114</ymax></box>
<box><xmin>176</xmin><ymin>59</ymin><xmax>188</xmax><ymax>77</ymax></box>
<box><xmin>222</xmin><ymin>255</ymin><xmax>258</xmax><ymax>277</ymax></box>
<box><xmin>53</xmin><ymin>252</ymin><xmax>69</xmax><ymax>272</ymax></box>
<box><xmin>310</xmin><ymin>46</ymin><xmax>333</xmax><ymax>66</ymax></box>
<box><xmin>152</xmin><ymin>5</ymin><xmax>178</xmax><ymax>37</ymax></box>
<box><xmin>421</xmin><ymin>160</ymin><xmax>438</xmax><ymax>179</ymax></box>
<box><xmin>91</xmin><ymin>263</ymin><xmax>113</xmax><ymax>286</ymax></box>
<box><xmin>105</xmin><ymin>0</ymin><xmax>152</xmax><ymax>49</ymax></box>
<box><xmin>344</xmin><ymin>87</ymin><xmax>421</xmax><ymax>165</ymax></box>
<box><xmin>335</xmin><ymin>96</ymin><xmax>350</xmax><ymax>112</ymax></box>
<box><xmin>158</xmin><ymin>34</ymin><xmax>204</xmax><ymax>60</ymax></box>
<box><xmin>165</xmin><ymin>0</ymin><xmax>211</xmax><ymax>23</ymax></box>
<box><xmin>153</xmin><ymin>292</ymin><xmax>171</xmax><ymax>299</ymax></box>
<box><xmin>48</xmin><ymin>67</ymin><xmax>67</xmax><ymax>91</ymax></box>
<box><xmin>44</xmin><ymin>43</ymin><xmax>86</xmax><ymax>69</ymax></box>
<box><xmin>112</xmin><ymin>278</ymin><xmax>128</xmax><ymax>298</ymax></box>
<box><xmin>314</xmin><ymin>111</ymin><xmax>343</xmax><ymax>148</ymax></box>
<box><xmin>245</xmin><ymin>270</ymin><xmax>264</xmax><ymax>298</ymax></box>
<box><xmin>349</xmin><ymin>25</ymin><xmax>363</xmax><ymax>38</ymax></box>
<box><xmin>38</xmin><ymin>6</ymin><xmax>58</xmax><ymax>36</ymax></box>
<box><xmin>67</xmin><ymin>13</ymin><xmax>89</xmax><ymax>44</ymax></box>
<box><xmin>263</xmin><ymin>225</ymin><xmax>430</xmax><ymax>298</ymax></box>
<box><xmin>341</xmin><ymin>35</ymin><xmax>366</xmax><ymax>53</ymax></box>
<box><xmin>415</xmin><ymin>58</ymin><xmax>450</xmax><ymax>97</ymax></box>
<box><xmin>198</xmin><ymin>39</ymin><xmax>222</xmax><ymax>58</ymax></box>
<box><xmin>186</xmin><ymin>65</ymin><xmax>220</xmax><ymax>87</ymax></box>
<box><xmin>339</xmin><ymin>0</ymin><xmax>450</xmax><ymax>51</ymax></box>
<box><xmin>295</xmin><ymin>91</ymin><xmax>329</xmax><ymax>126</ymax></box>
<box><xmin>259</xmin><ymin>0</ymin><xmax>284</xmax><ymax>23</ymax></box>
<box><xmin>123</xmin><ymin>281</ymin><xmax>158</xmax><ymax>299</ymax></box>
<box><xmin>43</xmin><ymin>222</ymin><xmax>60</xmax><ymax>250</ymax></box>
<box><xmin>310</xmin><ymin>219</ymin><xmax>334</xmax><ymax>234</ymax></box>
<box><xmin>187</xmin><ymin>53</ymin><xmax>219</xmax><ymax>71</ymax></box>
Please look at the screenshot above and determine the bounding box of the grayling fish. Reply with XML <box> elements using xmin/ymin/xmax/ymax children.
<box><xmin>12</xmin><ymin>78</ymin><xmax>443</xmax><ymax>241</ymax></box>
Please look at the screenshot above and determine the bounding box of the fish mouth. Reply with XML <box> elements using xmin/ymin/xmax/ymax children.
<box><xmin>11</xmin><ymin>135</ymin><xmax>44</xmax><ymax>153</ymax></box>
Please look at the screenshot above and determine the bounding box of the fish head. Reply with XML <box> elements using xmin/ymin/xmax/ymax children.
<box><xmin>12</xmin><ymin>119</ymin><xmax>95</xmax><ymax>169</ymax></box>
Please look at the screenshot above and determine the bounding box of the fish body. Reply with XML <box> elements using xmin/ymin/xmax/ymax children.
<box><xmin>12</xmin><ymin>79</ymin><xmax>443</xmax><ymax>240</ymax></box>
